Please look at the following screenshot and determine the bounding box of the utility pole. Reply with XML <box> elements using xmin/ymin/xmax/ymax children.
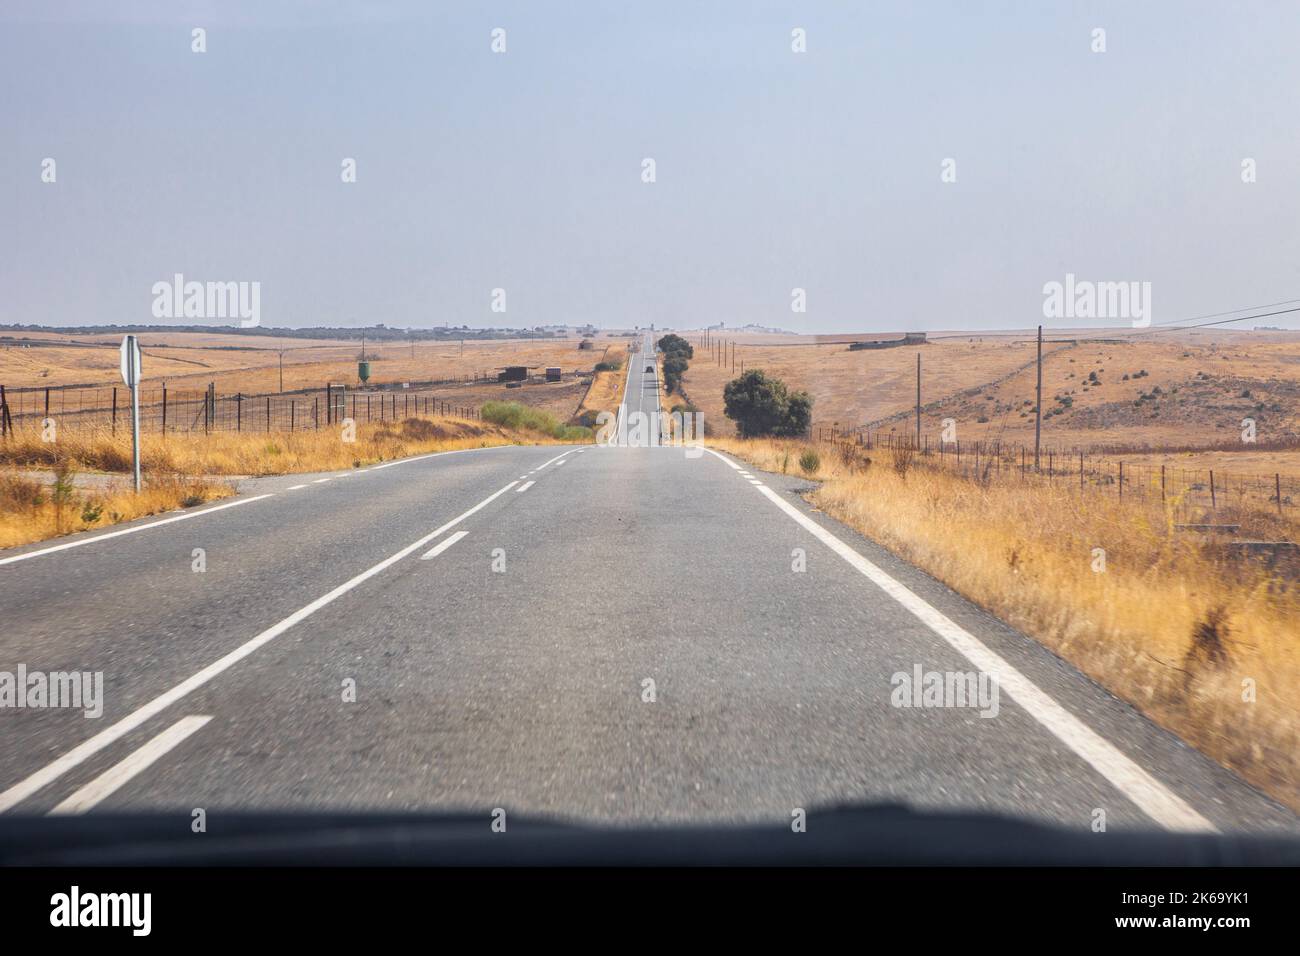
<box><xmin>915</xmin><ymin>353</ymin><xmax>921</xmax><ymax>450</ymax></box>
<box><xmin>1034</xmin><ymin>324</ymin><xmax>1043</xmax><ymax>470</ymax></box>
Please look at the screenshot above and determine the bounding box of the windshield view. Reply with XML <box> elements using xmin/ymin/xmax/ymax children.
<box><xmin>0</xmin><ymin>0</ymin><xmax>1296</xmax><ymax>940</ymax></box>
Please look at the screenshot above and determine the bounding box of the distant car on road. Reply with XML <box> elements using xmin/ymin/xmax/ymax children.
<box><xmin>645</xmin><ymin>365</ymin><xmax>654</xmax><ymax>373</ymax></box>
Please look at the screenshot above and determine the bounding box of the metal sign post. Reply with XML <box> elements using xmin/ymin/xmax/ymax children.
<box><xmin>120</xmin><ymin>335</ymin><xmax>143</xmax><ymax>492</ymax></box>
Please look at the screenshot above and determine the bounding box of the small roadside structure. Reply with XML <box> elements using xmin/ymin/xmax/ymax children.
<box><xmin>848</xmin><ymin>332</ymin><xmax>927</xmax><ymax>351</ymax></box>
<box><xmin>498</xmin><ymin>366</ymin><xmax>529</xmax><ymax>382</ymax></box>
<box><xmin>545</xmin><ymin>367</ymin><xmax>562</xmax><ymax>382</ymax></box>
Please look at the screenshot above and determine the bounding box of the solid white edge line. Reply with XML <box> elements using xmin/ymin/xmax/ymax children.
<box><xmin>47</xmin><ymin>716</ymin><xmax>213</xmax><ymax>816</ymax></box>
<box><xmin>704</xmin><ymin>449</ymin><xmax>1216</xmax><ymax>833</ymax></box>
<box><xmin>365</xmin><ymin>444</ymin><xmax>509</xmax><ymax>472</ymax></box>
<box><xmin>287</xmin><ymin>484</ymin><xmax>308</xmax><ymax>491</ymax></box>
<box><xmin>420</xmin><ymin>530</ymin><xmax>468</xmax><ymax>560</ymax></box>
<box><xmin>0</xmin><ymin>480</ymin><xmax>519</xmax><ymax>813</ymax></box>
<box><xmin>613</xmin><ymin>342</ymin><xmax>636</xmax><ymax>441</ymax></box>
<box><xmin>516</xmin><ymin>480</ymin><xmax>535</xmax><ymax>493</ymax></box>
<box><xmin>0</xmin><ymin>495</ymin><xmax>275</xmax><ymax>568</ymax></box>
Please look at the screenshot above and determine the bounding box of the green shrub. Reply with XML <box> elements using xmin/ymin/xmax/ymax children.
<box><xmin>481</xmin><ymin>401</ymin><xmax>592</xmax><ymax>441</ymax></box>
<box><xmin>723</xmin><ymin>369</ymin><xmax>814</xmax><ymax>438</ymax></box>
<box><xmin>799</xmin><ymin>449</ymin><xmax>820</xmax><ymax>475</ymax></box>
<box><xmin>656</xmin><ymin>334</ymin><xmax>694</xmax><ymax>359</ymax></box>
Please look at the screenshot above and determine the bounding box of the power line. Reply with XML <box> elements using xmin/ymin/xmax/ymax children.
<box><xmin>1141</xmin><ymin>304</ymin><xmax>1300</xmax><ymax>334</ymax></box>
<box><xmin>1150</xmin><ymin>296</ymin><xmax>1300</xmax><ymax>328</ymax></box>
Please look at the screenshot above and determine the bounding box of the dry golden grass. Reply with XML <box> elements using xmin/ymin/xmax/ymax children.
<box><xmin>0</xmin><ymin>333</ymin><xmax>617</xmax><ymax>392</ymax></box>
<box><xmin>0</xmin><ymin>413</ymin><xmax>575</xmax><ymax>479</ymax></box>
<box><xmin>683</xmin><ymin>333</ymin><xmax>1063</xmax><ymax>439</ymax></box>
<box><xmin>577</xmin><ymin>344</ymin><xmax>630</xmax><ymax>419</ymax></box>
<box><xmin>710</xmin><ymin>434</ymin><xmax>1300</xmax><ymax>811</ymax></box>
<box><xmin>683</xmin><ymin>329</ymin><xmax>1300</xmax><ymax>451</ymax></box>
<box><xmin>1114</xmin><ymin>449</ymin><xmax>1300</xmax><ymax>482</ymax></box>
<box><xmin>0</xmin><ymin>466</ymin><xmax>232</xmax><ymax>550</ymax></box>
<box><xmin>0</xmin><ymin>411</ymin><xmax>584</xmax><ymax>549</ymax></box>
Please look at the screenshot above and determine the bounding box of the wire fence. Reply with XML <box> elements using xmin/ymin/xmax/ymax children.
<box><xmin>816</xmin><ymin>425</ymin><xmax>1296</xmax><ymax>518</ymax></box>
<box><xmin>0</xmin><ymin>380</ymin><xmax>503</xmax><ymax>437</ymax></box>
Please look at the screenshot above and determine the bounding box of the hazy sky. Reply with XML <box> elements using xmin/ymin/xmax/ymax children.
<box><xmin>4</xmin><ymin>1</ymin><xmax>1300</xmax><ymax>333</ymax></box>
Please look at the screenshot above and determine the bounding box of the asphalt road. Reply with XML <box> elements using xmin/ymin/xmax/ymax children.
<box><xmin>0</xmin><ymin>341</ymin><xmax>1295</xmax><ymax>832</ymax></box>
<box><xmin>614</xmin><ymin>330</ymin><xmax>660</xmax><ymax>444</ymax></box>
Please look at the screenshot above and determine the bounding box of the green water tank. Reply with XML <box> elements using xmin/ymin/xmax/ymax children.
<box><xmin>358</xmin><ymin>361</ymin><xmax>371</xmax><ymax>383</ymax></box>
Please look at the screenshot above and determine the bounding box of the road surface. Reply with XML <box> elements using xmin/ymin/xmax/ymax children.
<box><xmin>0</xmin><ymin>347</ymin><xmax>1295</xmax><ymax>833</ymax></box>
<box><xmin>613</xmin><ymin>331</ymin><xmax>661</xmax><ymax>444</ymax></box>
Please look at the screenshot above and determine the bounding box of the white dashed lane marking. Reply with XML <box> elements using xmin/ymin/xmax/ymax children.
<box><xmin>420</xmin><ymin>530</ymin><xmax>469</xmax><ymax>561</ymax></box>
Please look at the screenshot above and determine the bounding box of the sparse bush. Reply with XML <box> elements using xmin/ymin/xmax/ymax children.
<box><xmin>572</xmin><ymin>408</ymin><xmax>603</xmax><ymax>429</ymax></box>
<box><xmin>0</xmin><ymin>471</ymin><xmax>45</xmax><ymax>512</ymax></box>
<box><xmin>892</xmin><ymin>445</ymin><xmax>915</xmax><ymax>479</ymax></box>
<box><xmin>798</xmin><ymin>449</ymin><xmax>820</xmax><ymax>475</ymax></box>
<box><xmin>398</xmin><ymin>417</ymin><xmax>449</xmax><ymax>441</ymax></box>
<box><xmin>51</xmin><ymin>461</ymin><xmax>77</xmax><ymax>533</ymax></box>
<box><xmin>1183</xmin><ymin>605</ymin><xmax>1231</xmax><ymax>685</ymax></box>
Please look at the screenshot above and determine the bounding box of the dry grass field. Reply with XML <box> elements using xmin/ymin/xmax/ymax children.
<box><xmin>0</xmin><ymin>331</ymin><xmax>614</xmax><ymax>393</ymax></box>
<box><xmin>576</xmin><ymin>344</ymin><xmax>630</xmax><ymax>421</ymax></box>
<box><xmin>0</xmin><ymin>411</ymin><xmax>582</xmax><ymax>550</ymax></box>
<box><xmin>711</xmin><ymin>434</ymin><xmax>1300</xmax><ymax>811</ymax></box>
<box><xmin>681</xmin><ymin>329</ymin><xmax>1300</xmax><ymax>454</ymax></box>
